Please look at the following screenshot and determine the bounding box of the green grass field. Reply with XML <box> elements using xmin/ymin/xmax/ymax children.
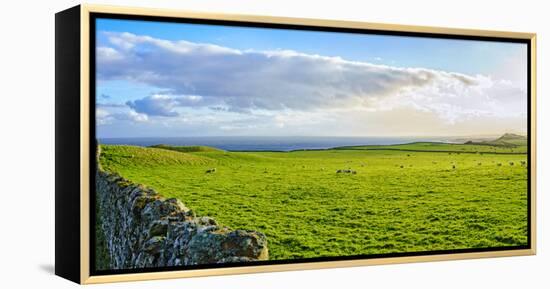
<box><xmin>99</xmin><ymin>138</ymin><xmax>528</xmax><ymax>260</ymax></box>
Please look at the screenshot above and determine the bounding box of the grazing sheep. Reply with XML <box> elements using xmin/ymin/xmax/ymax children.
<box><xmin>520</xmin><ymin>161</ymin><xmax>527</xmax><ymax>166</ymax></box>
<box><xmin>205</xmin><ymin>168</ymin><xmax>217</xmax><ymax>173</ymax></box>
<box><xmin>509</xmin><ymin>162</ymin><xmax>514</xmax><ymax>166</ymax></box>
<box><xmin>407</xmin><ymin>154</ymin><xmax>411</xmax><ymax>157</ymax></box>
<box><xmin>336</xmin><ymin>169</ymin><xmax>357</xmax><ymax>174</ymax></box>
<box><xmin>452</xmin><ymin>165</ymin><xmax>456</xmax><ymax>169</ymax></box>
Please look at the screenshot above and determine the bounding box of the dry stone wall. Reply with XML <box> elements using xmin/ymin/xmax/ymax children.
<box><xmin>96</xmin><ymin>169</ymin><xmax>269</xmax><ymax>269</ymax></box>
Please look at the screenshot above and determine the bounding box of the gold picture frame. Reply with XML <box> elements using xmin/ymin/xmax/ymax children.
<box><xmin>55</xmin><ymin>4</ymin><xmax>536</xmax><ymax>284</ymax></box>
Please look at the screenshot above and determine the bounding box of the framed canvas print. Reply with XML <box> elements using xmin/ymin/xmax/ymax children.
<box><xmin>55</xmin><ymin>4</ymin><xmax>537</xmax><ymax>284</ymax></box>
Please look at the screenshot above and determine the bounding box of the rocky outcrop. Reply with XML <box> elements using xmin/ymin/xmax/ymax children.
<box><xmin>96</xmin><ymin>170</ymin><xmax>268</xmax><ymax>269</ymax></box>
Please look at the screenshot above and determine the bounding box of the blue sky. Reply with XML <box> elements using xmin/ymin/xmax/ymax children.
<box><xmin>95</xmin><ymin>18</ymin><xmax>527</xmax><ymax>138</ymax></box>
<box><xmin>97</xmin><ymin>18</ymin><xmax>525</xmax><ymax>77</ymax></box>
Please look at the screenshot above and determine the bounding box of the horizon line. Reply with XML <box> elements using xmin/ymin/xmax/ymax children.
<box><xmin>97</xmin><ymin>133</ymin><xmax>527</xmax><ymax>139</ymax></box>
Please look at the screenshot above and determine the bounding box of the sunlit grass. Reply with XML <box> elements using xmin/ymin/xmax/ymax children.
<box><xmin>99</xmin><ymin>143</ymin><xmax>528</xmax><ymax>260</ymax></box>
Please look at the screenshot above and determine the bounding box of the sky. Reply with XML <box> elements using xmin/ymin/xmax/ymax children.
<box><xmin>95</xmin><ymin>18</ymin><xmax>528</xmax><ymax>138</ymax></box>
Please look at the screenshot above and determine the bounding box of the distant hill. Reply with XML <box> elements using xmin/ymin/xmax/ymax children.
<box><xmin>465</xmin><ymin>133</ymin><xmax>527</xmax><ymax>147</ymax></box>
<box><xmin>150</xmin><ymin>144</ymin><xmax>224</xmax><ymax>153</ymax></box>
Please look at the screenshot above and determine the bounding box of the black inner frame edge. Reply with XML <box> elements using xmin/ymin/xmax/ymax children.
<box><xmin>88</xmin><ymin>12</ymin><xmax>532</xmax><ymax>276</ymax></box>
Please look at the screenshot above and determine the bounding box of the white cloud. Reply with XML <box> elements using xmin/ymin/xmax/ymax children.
<box><xmin>105</xmin><ymin>32</ymin><xmax>241</xmax><ymax>55</ymax></box>
<box><xmin>96</xmin><ymin>31</ymin><xmax>526</xmax><ymax>133</ymax></box>
<box><xmin>96</xmin><ymin>108</ymin><xmax>111</xmax><ymax>125</ymax></box>
<box><xmin>96</xmin><ymin>107</ymin><xmax>148</xmax><ymax>125</ymax></box>
<box><xmin>97</xmin><ymin>47</ymin><xmax>123</xmax><ymax>61</ymax></box>
<box><xmin>126</xmin><ymin>110</ymin><xmax>149</xmax><ymax>122</ymax></box>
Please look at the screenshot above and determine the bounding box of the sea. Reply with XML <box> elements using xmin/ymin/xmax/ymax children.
<box><xmin>98</xmin><ymin>136</ymin><xmax>458</xmax><ymax>152</ymax></box>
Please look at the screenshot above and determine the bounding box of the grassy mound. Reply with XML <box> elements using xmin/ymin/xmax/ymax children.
<box><xmin>465</xmin><ymin>133</ymin><xmax>527</xmax><ymax>147</ymax></box>
<box><xmin>151</xmin><ymin>144</ymin><xmax>224</xmax><ymax>153</ymax></box>
<box><xmin>488</xmin><ymin>133</ymin><xmax>528</xmax><ymax>146</ymax></box>
<box><xmin>99</xmin><ymin>145</ymin><xmax>213</xmax><ymax>171</ymax></box>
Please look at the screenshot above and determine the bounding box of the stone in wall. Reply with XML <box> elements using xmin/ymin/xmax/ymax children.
<box><xmin>96</xmin><ymin>170</ymin><xmax>269</xmax><ymax>269</ymax></box>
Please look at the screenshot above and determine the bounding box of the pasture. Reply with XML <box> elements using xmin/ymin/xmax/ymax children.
<box><xmin>99</xmin><ymin>142</ymin><xmax>528</xmax><ymax>260</ymax></box>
